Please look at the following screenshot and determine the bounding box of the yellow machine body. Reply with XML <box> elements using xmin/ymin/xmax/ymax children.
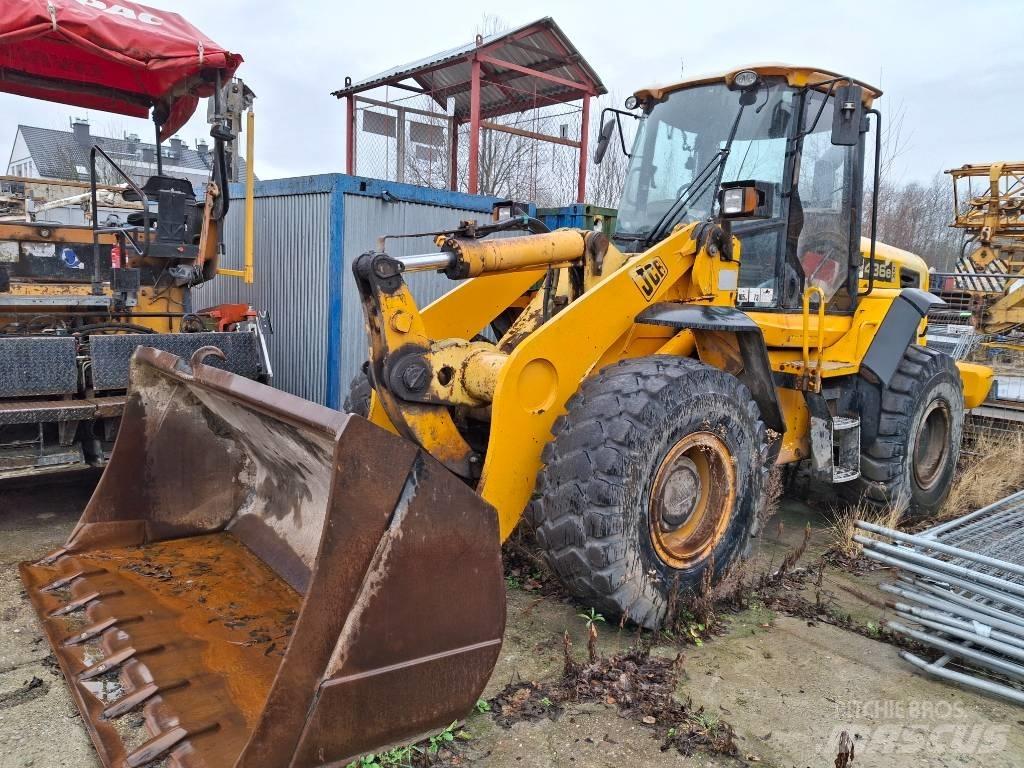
<box><xmin>351</xmin><ymin>67</ymin><xmax>992</xmax><ymax>548</ymax></box>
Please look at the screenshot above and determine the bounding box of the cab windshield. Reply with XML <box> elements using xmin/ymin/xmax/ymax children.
<box><xmin>616</xmin><ymin>79</ymin><xmax>796</xmax><ymax>242</ymax></box>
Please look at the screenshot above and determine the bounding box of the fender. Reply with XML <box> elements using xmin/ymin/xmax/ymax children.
<box><xmin>860</xmin><ymin>287</ymin><xmax>942</xmax><ymax>388</ymax></box>
<box><xmin>635</xmin><ymin>302</ymin><xmax>786</xmax><ymax>435</ymax></box>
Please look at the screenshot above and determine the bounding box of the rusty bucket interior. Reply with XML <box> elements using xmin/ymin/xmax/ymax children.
<box><xmin>19</xmin><ymin>346</ymin><xmax>506</xmax><ymax>768</ymax></box>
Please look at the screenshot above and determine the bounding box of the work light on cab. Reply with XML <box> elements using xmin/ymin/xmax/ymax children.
<box><xmin>718</xmin><ymin>180</ymin><xmax>773</xmax><ymax>219</ymax></box>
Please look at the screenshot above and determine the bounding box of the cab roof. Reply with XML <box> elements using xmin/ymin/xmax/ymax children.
<box><xmin>634</xmin><ymin>64</ymin><xmax>882</xmax><ymax>105</ymax></box>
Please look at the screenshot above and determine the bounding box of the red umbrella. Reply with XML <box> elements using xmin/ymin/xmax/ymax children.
<box><xmin>0</xmin><ymin>0</ymin><xmax>242</xmax><ymax>139</ymax></box>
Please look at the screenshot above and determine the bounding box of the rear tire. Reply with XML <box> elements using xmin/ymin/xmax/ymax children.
<box><xmin>850</xmin><ymin>345</ymin><xmax>963</xmax><ymax>516</ymax></box>
<box><xmin>527</xmin><ymin>356</ymin><xmax>765</xmax><ymax>629</ymax></box>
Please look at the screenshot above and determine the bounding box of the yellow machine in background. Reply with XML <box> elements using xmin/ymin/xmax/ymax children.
<box><xmin>939</xmin><ymin>162</ymin><xmax>1024</xmax><ymax>332</ymax></box>
<box><xmin>0</xmin><ymin>79</ymin><xmax>266</xmax><ymax>480</ymax></box>
<box><xmin>351</xmin><ymin>65</ymin><xmax>992</xmax><ymax>627</ymax></box>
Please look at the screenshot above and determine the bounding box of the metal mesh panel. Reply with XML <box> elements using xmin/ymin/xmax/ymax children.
<box><xmin>352</xmin><ymin>89</ymin><xmax>585</xmax><ymax>206</ymax></box>
<box><xmin>355</xmin><ymin>97</ymin><xmax>453</xmax><ymax>189</ymax></box>
<box><xmin>858</xmin><ymin>493</ymin><xmax>1024</xmax><ymax>703</ymax></box>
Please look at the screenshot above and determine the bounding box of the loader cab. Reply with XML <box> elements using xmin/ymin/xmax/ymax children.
<box><xmin>612</xmin><ymin>69</ymin><xmax>872</xmax><ymax>314</ymax></box>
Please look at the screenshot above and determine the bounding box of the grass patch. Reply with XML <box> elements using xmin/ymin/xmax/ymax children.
<box><xmin>826</xmin><ymin>496</ymin><xmax>903</xmax><ymax>562</ymax></box>
<box><xmin>942</xmin><ymin>428</ymin><xmax>1024</xmax><ymax>518</ymax></box>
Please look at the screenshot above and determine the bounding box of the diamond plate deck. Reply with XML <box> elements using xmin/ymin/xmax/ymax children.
<box><xmin>90</xmin><ymin>332</ymin><xmax>261</xmax><ymax>391</ymax></box>
<box><xmin>0</xmin><ymin>336</ymin><xmax>78</xmax><ymax>397</ymax></box>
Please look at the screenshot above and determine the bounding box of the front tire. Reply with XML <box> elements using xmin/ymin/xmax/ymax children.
<box><xmin>527</xmin><ymin>356</ymin><xmax>765</xmax><ymax>629</ymax></box>
<box><xmin>851</xmin><ymin>345</ymin><xmax>963</xmax><ymax>515</ymax></box>
<box><xmin>343</xmin><ymin>370</ymin><xmax>372</xmax><ymax>417</ymax></box>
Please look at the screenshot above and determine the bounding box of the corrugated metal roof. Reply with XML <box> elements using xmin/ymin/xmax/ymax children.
<box><xmin>332</xmin><ymin>17</ymin><xmax>605</xmax><ymax>119</ymax></box>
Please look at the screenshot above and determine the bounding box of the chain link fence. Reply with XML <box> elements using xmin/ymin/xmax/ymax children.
<box><xmin>352</xmin><ymin>87</ymin><xmax>585</xmax><ymax>206</ymax></box>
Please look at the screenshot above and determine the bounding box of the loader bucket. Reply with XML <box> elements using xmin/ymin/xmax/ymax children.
<box><xmin>19</xmin><ymin>346</ymin><xmax>505</xmax><ymax>768</ymax></box>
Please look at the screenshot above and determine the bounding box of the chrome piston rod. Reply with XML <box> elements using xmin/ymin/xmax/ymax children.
<box><xmin>394</xmin><ymin>252</ymin><xmax>454</xmax><ymax>273</ymax></box>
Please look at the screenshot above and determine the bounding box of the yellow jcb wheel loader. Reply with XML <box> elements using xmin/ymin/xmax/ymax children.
<box><xmin>21</xmin><ymin>65</ymin><xmax>993</xmax><ymax>767</ymax></box>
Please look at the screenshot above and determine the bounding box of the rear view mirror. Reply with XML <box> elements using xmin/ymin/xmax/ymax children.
<box><xmin>594</xmin><ymin>119</ymin><xmax>616</xmax><ymax>164</ymax></box>
<box><xmin>831</xmin><ymin>84</ymin><xmax>864</xmax><ymax>146</ymax></box>
<box><xmin>769</xmin><ymin>101</ymin><xmax>791</xmax><ymax>139</ymax></box>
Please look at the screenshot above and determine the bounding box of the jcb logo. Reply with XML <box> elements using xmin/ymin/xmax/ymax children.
<box><xmin>631</xmin><ymin>258</ymin><xmax>668</xmax><ymax>301</ymax></box>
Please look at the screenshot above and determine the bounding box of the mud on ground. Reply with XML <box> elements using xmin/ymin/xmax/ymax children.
<box><xmin>1</xmin><ymin>473</ymin><xmax>1023</xmax><ymax>767</ymax></box>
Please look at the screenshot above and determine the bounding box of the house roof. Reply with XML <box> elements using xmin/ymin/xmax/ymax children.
<box><xmin>332</xmin><ymin>17</ymin><xmax>605</xmax><ymax>120</ymax></box>
<box><xmin>16</xmin><ymin>124</ymin><xmax>246</xmax><ymax>182</ymax></box>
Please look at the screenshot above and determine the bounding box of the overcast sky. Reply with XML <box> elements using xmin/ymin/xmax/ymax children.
<box><xmin>3</xmin><ymin>0</ymin><xmax>1021</xmax><ymax>189</ymax></box>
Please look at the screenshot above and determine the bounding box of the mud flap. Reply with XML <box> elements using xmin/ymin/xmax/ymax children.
<box><xmin>20</xmin><ymin>346</ymin><xmax>506</xmax><ymax>768</ymax></box>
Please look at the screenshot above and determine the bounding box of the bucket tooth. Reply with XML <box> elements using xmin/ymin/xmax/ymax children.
<box><xmin>49</xmin><ymin>589</ymin><xmax>116</xmax><ymax>617</ymax></box>
<box><xmin>41</xmin><ymin>568</ymin><xmax>105</xmax><ymax>592</ymax></box>
<box><xmin>125</xmin><ymin>723</ymin><xmax>219</xmax><ymax>768</ymax></box>
<box><xmin>78</xmin><ymin>645</ymin><xmax>160</xmax><ymax>681</ymax></box>
<box><xmin>102</xmin><ymin>679</ymin><xmax>189</xmax><ymax>719</ymax></box>
<box><xmin>63</xmin><ymin>616</ymin><xmax>139</xmax><ymax>646</ymax></box>
<box><xmin>38</xmin><ymin>546</ymin><xmax>72</xmax><ymax>566</ymax></box>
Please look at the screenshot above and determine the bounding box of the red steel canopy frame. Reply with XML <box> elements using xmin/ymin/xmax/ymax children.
<box><xmin>0</xmin><ymin>0</ymin><xmax>241</xmax><ymax>139</ymax></box>
<box><xmin>333</xmin><ymin>18</ymin><xmax>605</xmax><ymax>203</ymax></box>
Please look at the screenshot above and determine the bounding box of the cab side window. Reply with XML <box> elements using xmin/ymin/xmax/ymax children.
<box><xmin>793</xmin><ymin>91</ymin><xmax>856</xmax><ymax>310</ymax></box>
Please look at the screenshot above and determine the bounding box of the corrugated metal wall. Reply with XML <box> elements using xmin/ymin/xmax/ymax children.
<box><xmin>338</xmin><ymin>194</ymin><xmax>488</xmax><ymax>394</ymax></box>
<box><xmin>192</xmin><ymin>174</ymin><xmax>505</xmax><ymax>408</ymax></box>
<box><xmin>193</xmin><ymin>188</ymin><xmax>333</xmax><ymax>403</ymax></box>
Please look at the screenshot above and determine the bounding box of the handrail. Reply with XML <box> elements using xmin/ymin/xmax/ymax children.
<box><xmin>801</xmin><ymin>285</ymin><xmax>826</xmax><ymax>391</ymax></box>
<box><xmin>217</xmin><ymin>107</ymin><xmax>256</xmax><ymax>284</ymax></box>
<box><xmin>90</xmin><ymin>145</ymin><xmax>150</xmax><ymax>292</ymax></box>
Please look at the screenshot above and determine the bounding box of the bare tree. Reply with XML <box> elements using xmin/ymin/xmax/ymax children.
<box><xmin>859</xmin><ymin>101</ymin><xmax>964</xmax><ymax>271</ymax></box>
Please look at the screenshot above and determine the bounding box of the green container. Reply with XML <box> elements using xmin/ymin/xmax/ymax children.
<box><xmin>537</xmin><ymin>204</ymin><xmax>617</xmax><ymax>235</ymax></box>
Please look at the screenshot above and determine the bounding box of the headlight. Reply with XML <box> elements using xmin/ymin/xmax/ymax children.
<box><xmin>733</xmin><ymin>70</ymin><xmax>759</xmax><ymax>89</ymax></box>
<box><xmin>721</xmin><ymin>187</ymin><xmax>747</xmax><ymax>215</ymax></box>
<box><xmin>624</xmin><ymin>95</ymin><xmax>639</xmax><ymax>110</ymax></box>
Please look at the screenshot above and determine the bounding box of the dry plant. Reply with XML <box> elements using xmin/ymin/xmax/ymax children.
<box><xmin>757</xmin><ymin>467</ymin><xmax>785</xmax><ymax>534</ymax></box>
<box><xmin>827</xmin><ymin>496</ymin><xmax>904</xmax><ymax>560</ymax></box>
<box><xmin>942</xmin><ymin>429</ymin><xmax>1024</xmax><ymax>519</ymax></box>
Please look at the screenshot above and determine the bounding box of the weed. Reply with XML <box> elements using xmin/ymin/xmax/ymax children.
<box><xmin>348</xmin><ymin>745</ymin><xmax>418</xmax><ymax>768</ymax></box>
<box><xmin>505</xmin><ymin>575</ymin><xmax>521</xmax><ymax>590</ymax></box>
<box><xmin>346</xmin><ymin>721</ymin><xmax>468</xmax><ymax>767</ymax></box>
<box><xmin>577</xmin><ymin>607</ymin><xmax>605</xmax><ymax>628</ymax></box>
<box><xmin>474</xmin><ymin>698</ymin><xmax>491</xmax><ymax>714</ymax></box>
<box><xmin>693</xmin><ymin>710</ymin><xmax>718</xmax><ymax>730</ymax></box>
<box><xmin>426</xmin><ymin>722</ymin><xmax>469</xmax><ymax>755</ymax></box>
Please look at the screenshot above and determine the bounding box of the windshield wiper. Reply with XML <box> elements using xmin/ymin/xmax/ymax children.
<box><xmin>644</xmin><ymin>94</ymin><xmax>752</xmax><ymax>247</ymax></box>
<box><xmin>644</xmin><ymin>148</ymin><xmax>728</xmax><ymax>246</ymax></box>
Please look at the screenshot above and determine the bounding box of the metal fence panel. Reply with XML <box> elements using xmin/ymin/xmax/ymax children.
<box><xmin>194</xmin><ymin>189</ymin><xmax>333</xmax><ymax>404</ymax></box>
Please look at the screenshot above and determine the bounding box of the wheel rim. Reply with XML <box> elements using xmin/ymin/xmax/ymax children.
<box><xmin>649</xmin><ymin>432</ymin><xmax>736</xmax><ymax>570</ymax></box>
<box><xmin>913</xmin><ymin>400</ymin><xmax>951</xmax><ymax>491</ymax></box>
